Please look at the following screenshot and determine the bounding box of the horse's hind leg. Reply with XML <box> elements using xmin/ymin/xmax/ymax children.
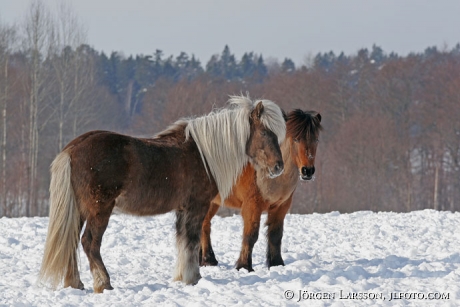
<box><xmin>174</xmin><ymin>200</ymin><xmax>210</xmax><ymax>284</ymax></box>
<box><xmin>265</xmin><ymin>194</ymin><xmax>293</xmax><ymax>268</ymax></box>
<box><xmin>64</xmin><ymin>217</ymin><xmax>85</xmax><ymax>290</ymax></box>
<box><xmin>81</xmin><ymin>204</ymin><xmax>114</xmax><ymax>293</ymax></box>
<box><xmin>199</xmin><ymin>202</ymin><xmax>220</xmax><ymax>266</ymax></box>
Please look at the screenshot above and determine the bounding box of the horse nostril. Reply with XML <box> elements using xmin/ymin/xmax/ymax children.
<box><xmin>301</xmin><ymin>167</ymin><xmax>308</xmax><ymax>176</ymax></box>
<box><xmin>301</xmin><ymin>166</ymin><xmax>315</xmax><ymax>177</ymax></box>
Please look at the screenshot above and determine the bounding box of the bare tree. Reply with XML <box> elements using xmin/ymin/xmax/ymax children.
<box><xmin>48</xmin><ymin>2</ymin><xmax>91</xmax><ymax>150</ymax></box>
<box><xmin>0</xmin><ymin>23</ymin><xmax>17</xmax><ymax>215</ymax></box>
<box><xmin>22</xmin><ymin>0</ymin><xmax>53</xmax><ymax>216</ymax></box>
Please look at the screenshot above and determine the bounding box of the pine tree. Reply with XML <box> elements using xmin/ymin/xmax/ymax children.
<box><xmin>281</xmin><ymin>58</ymin><xmax>296</xmax><ymax>73</ymax></box>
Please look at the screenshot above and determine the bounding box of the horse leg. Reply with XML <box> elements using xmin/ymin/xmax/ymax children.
<box><xmin>81</xmin><ymin>204</ymin><xmax>114</xmax><ymax>293</ymax></box>
<box><xmin>174</xmin><ymin>200</ymin><xmax>210</xmax><ymax>284</ymax></box>
<box><xmin>265</xmin><ymin>194</ymin><xmax>293</xmax><ymax>268</ymax></box>
<box><xmin>235</xmin><ymin>200</ymin><xmax>263</xmax><ymax>272</ymax></box>
<box><xmin>64</xmin><ymin>217</ymin><xmax>85</xmax><ymax>289</ymax></box>
<box><xmin>199</xmin><ymin>202</ymin><xmax>220</xmax><ymax>266</ymax></box>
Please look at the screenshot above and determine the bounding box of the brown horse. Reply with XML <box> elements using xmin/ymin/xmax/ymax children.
<box><xmin>38</xmin><ymin>96</ymin><xmax>286</xmax><ymax>293</ymax></box>
<box><xmin>200</xmin><ymin>109</ymin><xmax>322</xmax><ymax>271</ymax></box>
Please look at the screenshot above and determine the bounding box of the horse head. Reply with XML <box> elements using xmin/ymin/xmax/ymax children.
<box><xmin>286</xmin><ymin>110</ymin><xmax>322</xmax><ymax>181</ymax></box>
<box><xmin>246</xmin><ymin>101</ymin><xmax>285</xmax><ymax>178</ymax></box>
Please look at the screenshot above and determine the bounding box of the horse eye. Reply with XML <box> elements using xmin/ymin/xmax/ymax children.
<box><xmin>293</xmin><ymin>138</ymin><xmax>299</xmax><ymax>143</ymax></box>
<box><xmin>316</xmin><ymin>139</ymin><xmax>319</xmax><ymax>143</ymax></box>
<box><xmin>260</xmin><ymin>131</ymin><xmax>266</xmax><ymax>136</ymax></box>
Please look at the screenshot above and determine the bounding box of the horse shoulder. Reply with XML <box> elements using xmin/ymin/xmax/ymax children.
<box><xmin>219</xmin><ymin>164</ymin><xmax>255</xmax><ymax>209</ymax></box>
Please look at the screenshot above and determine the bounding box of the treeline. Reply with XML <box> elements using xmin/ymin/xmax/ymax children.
<box><xmin>1</xmin><ymin>2</ymin><xmax>459</xmax><ymax>217</ymax></box>
<box><xmin>95</xmin><ymin>45</ymin><xmax>279</xmax><ymax>126</ymax></box>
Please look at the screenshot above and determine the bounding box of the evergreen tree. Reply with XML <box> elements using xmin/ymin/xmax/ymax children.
<box><xmin>98</xmin><ymin>51</ymin><xmax>118</xmax><ymax>94</ymax></box>
<box><xmin>424</xmin><ymin>46</ymin><xmax>439</xmax><ymax>59</ymax></box>
<box><xmin>134</xmin><ymin>54</ymin><xmax>154</xmax><ymax>88</ymax></box>
<box><xmin>162</xmin><ymin>55</ymin><xmax>177</xmax><ymax>79</ymax></box>
<box><xmin>370</xmin><ymin>44</ymin><xmax>385</xmax><ymax>64</ymax></box>
<box><xmin>174</xmin><ymin>53</ymin><xmax>203</xmax><ymax>80</ymax></box>
<box><xmin>356</xmin><ymin>48</ymin><xmax>369</xmax><ymax>67</ymax></box>
<box><xmin>255</xmin><ymin>55</ymin><xmax>268</xmax><ymax>81</ymax></box>
<box><xmin>220</xmin><ymin>45</ymin><xmax>237</xmax><ymax>79</ymax></box>
<box><xmin>240</xmin><ymin>52</ymin><xmax>255</xmax><ymax>78</ymax></box>
<box><xmin>314</xmin><ymin>52</ymin><xmax>336</xmax><ymax>71</ymax></box>
<box><xmin>205</xmin><ymin>54</ymin><xmax>221</xmax><ymax>77</ymax></box>
<box><xmin>187</xmin><ymin>54</ymin><xmax>203</xmax><ymax>78</ymax></box>
<box><xmin>281</xmin><ymin>58</ymin><xmax>296</xmax><ymax>73</ymax></box>
<box><xmin>153</xmin><ymin>49</ymin><xmax>164</xmax><ymax>79</ymax></box>
<box><xmin>205</xmin><ymin>45</ymin><xmax>238</xmax><ymax>80</ymax></box>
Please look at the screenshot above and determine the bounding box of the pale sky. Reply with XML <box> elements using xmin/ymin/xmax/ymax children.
<box><xmin>1</xmin><ymin>0</ymin><xmax>460</xmax><ymax>66</ymax></box>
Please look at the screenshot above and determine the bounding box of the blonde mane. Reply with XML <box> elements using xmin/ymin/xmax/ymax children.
<box><xmin>185</xmin><ymin>95</ymin><xmax>285</xmax><ymax>201</ymax></box>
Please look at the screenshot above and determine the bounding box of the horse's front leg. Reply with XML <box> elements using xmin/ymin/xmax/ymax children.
<box><xmin>200</xmin><ymin>202</ymin><xmax>220</xmax><ymax>266</ymax></box>
<box><xmin>265</xmin><ymin>194</ymin><xmax>293</xmax><ymax>268</ymax></box>
<box><xmin>174</xmin><ymin>199</ymin><xmax>210</xmax><ymax>284</ymax></box>
<box><xmin>235</xmin><ymin>198</ymin><xmax>263</xmax><ymax>272</ymax></box>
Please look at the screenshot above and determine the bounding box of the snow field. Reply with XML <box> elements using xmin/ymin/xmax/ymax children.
<box><xmin>0</xmin><ymin>210</ymin><xmax>459</xmax><ymax>306</ymax></box>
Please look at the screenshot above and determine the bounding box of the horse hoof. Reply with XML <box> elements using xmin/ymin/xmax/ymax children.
<box><xmin>200</xmin><ymin>257</ymin><xmax>219</xmax><ymax>267</ymax></box>
<box><xmin>77</xmin><ymin>281</ymin><xmax>85</xmax><ymax>290</ymax></box>
<box><xmin>187</xmin><ymin>279</ymin><xmax>200</xmax><ymax>286</ymax></box>
<box><xmin>184</xmin><ymin>274</ymin><xmax>201</xmax><ymax>285</ymax></box>
<box><xmin>65</xmin><ymin>280</ymin><xmax>85</xmax><ymax>290</ymax></box>
<box><xmin>235</xmin><ymin>263</ymin><xmax>254</xmax><ymax>272</ymax></box>
<box><xmin>268</xmin><ymin>258</ymin><xmax>285</xmax><ymax>268</ymax></box>
<box><xmin>94</xmin><ymin>284</ymin><xmax>114</xmax><ymax>293</ymax></box>
<box><xmin>201</xmin><ymin>260</ymin><xmax>219</xmax><ymax>267</ymax></box>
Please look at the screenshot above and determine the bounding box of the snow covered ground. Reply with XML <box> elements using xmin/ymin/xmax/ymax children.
<box><xmin>0</xmin><ymin>210</ymin><xmax>459</xmax><ymax>306</ymax></box>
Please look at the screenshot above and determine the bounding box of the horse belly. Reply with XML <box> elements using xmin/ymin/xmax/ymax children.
<box><xmin>114</xmin><ymin>181</ymin><xmax>187</xmax><ymax>216</ymax></box>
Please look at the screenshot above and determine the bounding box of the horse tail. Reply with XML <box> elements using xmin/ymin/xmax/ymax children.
<box><xmin>38</xmin><ymin>150</ymin><xmax>81</xmax><ymax>289</ymax></box>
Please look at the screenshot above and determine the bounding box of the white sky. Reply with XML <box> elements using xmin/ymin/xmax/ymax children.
<box><xmin>1</xmin><ymin>0</ymin><xmax>460</xmax><ymax>66</ymax></box>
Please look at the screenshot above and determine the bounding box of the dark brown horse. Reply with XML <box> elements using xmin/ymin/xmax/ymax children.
<box><xmin>38</xmin><ymin>96</ymin><xmax>286</xmax><ymax>293</ymax></box>
<box><xmin>200</xmin><ymin>109</ymin><xmax>322</xmax><ymax>271</ymax></box>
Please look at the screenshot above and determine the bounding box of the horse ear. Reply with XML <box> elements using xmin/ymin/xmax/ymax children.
<box><xmin>316</xmin><ymin>113</ymin><xmax>322</xmax><ymax>122</ymax></box>
<box><xmin>282</xmin><ymin>109</ymin><xmax>288</xmax><ymax>122</ymax></box>
<box><xmin>252</xmin><ymin>101</ymin><xmax>264</xmax><ymax>120</ymax></box>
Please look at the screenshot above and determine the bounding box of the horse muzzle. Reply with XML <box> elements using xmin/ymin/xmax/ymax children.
<box><xmin>300</xmin><ymin>166</ymin><xmax>315</xmax><ymax>181</ymax></box>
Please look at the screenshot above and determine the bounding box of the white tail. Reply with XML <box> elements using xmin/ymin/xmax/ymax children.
<box><xmin>38</xmin><ymin>151</ymin><xmax>81</xmax><ymax>289</ymax></box>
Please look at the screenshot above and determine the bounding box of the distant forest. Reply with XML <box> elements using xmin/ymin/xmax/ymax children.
<box><xmin>1</xmin><ymin>1</ymin><xmax>460</xmax><ymax>216</ymax></box>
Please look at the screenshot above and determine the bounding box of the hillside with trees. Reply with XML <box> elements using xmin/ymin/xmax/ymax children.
<box><xmin>1</xmin><ymin>2</ymin><xmax>459</xmax><ymax>216</ymax></box>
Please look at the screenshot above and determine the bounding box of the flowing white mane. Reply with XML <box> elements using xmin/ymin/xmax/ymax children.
<box><xmin>185</xmin><ymin>95</ymin><xmax>285</xmax><ymax>201</ymax></box>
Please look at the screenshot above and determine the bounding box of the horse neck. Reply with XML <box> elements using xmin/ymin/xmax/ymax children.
<box><xmin>281</xmin><ymin>138</ymin><xmax>298</xmax><ymax>175</ymax></box>
<box><xmin>254</xmin><ymin>137</ymin><xmax>299</xmax><ymax>203</ymax></box>
<box><xmin>154</xmin><ymin>121</ymin><xmax>188</xmax><ymax>142</ymax></box>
